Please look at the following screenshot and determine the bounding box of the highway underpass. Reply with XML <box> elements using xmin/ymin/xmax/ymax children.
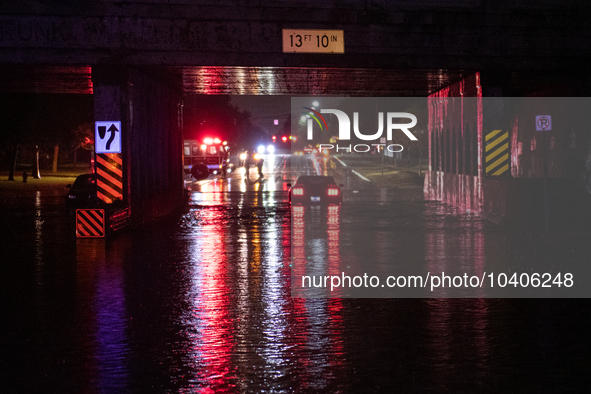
<box><xmin>1</xmin><ymin>0</ymin><xmax>591</xmax><ymax>223</ymax></box>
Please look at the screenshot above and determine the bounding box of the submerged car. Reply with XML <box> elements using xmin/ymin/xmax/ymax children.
<box><xmin>66</xmin><ymin>173</ymin><xmax>100</xmax><ymax>207</ymax></box>
<box><xmin>289</xmin><ymin>175</ymin><xmax>342</xmax><ymax>205</ymax></box>
<box><xmin>66</xmin><ymin>174</ymin><xmax>97</xmax><ymax>206</ymax></box>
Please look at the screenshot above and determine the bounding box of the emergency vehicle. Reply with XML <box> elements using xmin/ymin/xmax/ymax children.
<box><xmin>183</xmin><ymin>137</ymin><xmax>230</xmax><ymax>180</ymax></box>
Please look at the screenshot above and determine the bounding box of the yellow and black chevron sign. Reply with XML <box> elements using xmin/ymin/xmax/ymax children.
<box><xmin>97</xmin><ymin>153</ymin><xmax>123</xmax><ymax>204</ymax></box>
<box><xmin>76</xmin><ymin>209</ymin><xmax>105</xmax><ymax>238</ymax></box>
<box><xmin>485</xmin><ymin>129</ymin><xmax>510</xmax><ymax>176</ymax></box>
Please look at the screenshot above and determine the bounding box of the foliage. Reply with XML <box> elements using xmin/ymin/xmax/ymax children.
<box><xmin>183</xmin><ymin>95</ymin><xmax>263</xmax><ymax>149</ymax></box>
<box><xmin>73</xmin><ymin>123</ymin><xmax>94</xmax><ymax>151</ymax></box>
<box><xmin>0</xmin><ymin>93</ymin><xmax>93</xmax><ymax>166</ymax></box>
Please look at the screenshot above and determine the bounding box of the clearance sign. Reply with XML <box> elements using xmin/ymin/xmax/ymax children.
<box><xmin>282</xmin><ymin>29</ymin><xmax>344</xmax><ymax>53</ymax></box>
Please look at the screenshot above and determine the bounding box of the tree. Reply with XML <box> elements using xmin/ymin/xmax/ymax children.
<box><xmin>72</xmin><ymin>123</ymin><xmax>94</xmax><ymax>170</ymax></box>
<box><xmin>0</xmin><ymin>95</ymin><xmax>30</xmax><ymax>180</ymax></box>
<box><xmin>183</xmin><ymin>95</ymin><xmax>261</xmax><ymax>150</ymax></box>
<box><xmin>0</xmin><ymin>93</ymin><xmax>93</xmax><ymax>176</ymax></box>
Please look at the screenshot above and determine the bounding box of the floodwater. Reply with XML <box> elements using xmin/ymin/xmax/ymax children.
<box><xmin>1</xmin><ymin>156</ymin><xmax>591</xmax><ymax>392</ymax></box>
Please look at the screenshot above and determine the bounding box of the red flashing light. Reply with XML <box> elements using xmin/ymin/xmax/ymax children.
<box><xmin>292</xmin><ymin>187</ymin><xmax>304</xmax><ymax>196</ymax></box>
<box><xmin>272</xmin><ymin>135</ymin><xmax>277</xmax><ymax>142</ymax></box>
<box><xmin>281</xmin><ymin>136</ymin><xmax>288</xmax><ymax>143</ymax></box>
<box><xmin>204</xmin><ymin>137</ymin><xmax>223</xmax><ymax>145</ymax></box>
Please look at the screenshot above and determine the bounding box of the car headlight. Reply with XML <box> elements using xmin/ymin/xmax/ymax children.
<box><xmin>239</xmin><ymin>153</ymin><xmax>247</xmax><ymax>161</ymax></box>
<box><xmin>254</xmin><ymin>153</ymin><xmax>261</xmax><ymax>160</ymax></box>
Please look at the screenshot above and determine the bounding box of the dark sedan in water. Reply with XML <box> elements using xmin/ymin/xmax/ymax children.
<box><xmin>289</xmin><ymin>175</ymin><xmax>342</xmax><ymax>205</ymax></box>
<box><xmin>65</xmin><ymin>173</ymin><xmax>100</xmax><ymax>207</ymax></box>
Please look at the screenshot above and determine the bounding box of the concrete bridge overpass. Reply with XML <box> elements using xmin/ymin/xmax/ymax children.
<box><xmin>1</xmin><ymin>0</ymin><xmax>590</xmax><ymax>70</ymax></box>
<box><xmin>1</xmin><ymin>0</ymin><xmax>590</xmax><ymax>222</ymax></box>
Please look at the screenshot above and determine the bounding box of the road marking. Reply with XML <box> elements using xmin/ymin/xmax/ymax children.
<box><xmin>352</xmin><ymin>170</ymin><xmax>371</xmax><ymax>182</ymax></box>
<box><xmin>332</xmin><ymin>157</ymin><xmax>369</xmax><ymax>181</ymax></box>
<box><xmin>334</xmin><ymin>156</ymin><xmax>348</xmax><ymax>167</ymax></box>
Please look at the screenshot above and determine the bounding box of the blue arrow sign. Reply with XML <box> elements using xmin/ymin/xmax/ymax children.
<box><xmin>95</xmin><ymin>121</ymin><xmax>122</xmax><ymax>153</ymax></box>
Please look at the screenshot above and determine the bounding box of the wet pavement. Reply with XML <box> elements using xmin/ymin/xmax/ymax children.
<box><xmin>1</xmin><ymin>155</ymin><xmax>591</xmax><ymax>392</ymax></box>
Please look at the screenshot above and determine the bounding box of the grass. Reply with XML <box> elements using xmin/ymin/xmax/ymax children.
<box><xmin>0</xmin><ymin>168</ymin><xmax>91</xmax><ymax>197</ymax></box>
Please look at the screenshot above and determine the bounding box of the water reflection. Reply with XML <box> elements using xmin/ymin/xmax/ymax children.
<box><xmin>426</xmin><ymin>299</ymin><xmax>490</xmax><ymax>390</ymax></box>
<box><xmin>292</xmin><ymin>206</ymin><xmax>342</xmax><ymax>297</ymax></box>
<box><xmin>289</xmin><ymin>204</ymin><xmax>347</xmax><ymax>389</ymax></box>
<box><xmin>177</xmin><ymin>193</ymin><xmax>350</xmax><ymax>391</ymax></box>
<box><xmin>291</xmin><ymin>200</ymin><xmax>497</xmax><ymax>297</ymax></box>
<box><xmin>185</xmin><ymin>208</ymin><xmax>235</xmax><ymax>391</ymax></box>
<box><xmin>2</xmin><ymin>184</ymin><xmax>591</xmax><ymax>392</ymax></box>
<box><xmin>34</xmin><ymin>190</ymin><xmax>44</xmax><ymax>285</ymax></box>
<box><xmin>189</xmin><ymin>179</ymin><xmax>230</xmax><ymax>206</ymax></box>
<box><xmin>76</xmin><ymin>239</ymin><xmax>129</xmax><ymax>393</ymax></box>
<box><xmin>425</xmin><ymin>205</ymin><xmax>487</xmax><ymax>297</ymax></box>
<box><xmin>181</xmin><ymin>192</ymin><xmax>296</xmax><ymax>391</ymax></box>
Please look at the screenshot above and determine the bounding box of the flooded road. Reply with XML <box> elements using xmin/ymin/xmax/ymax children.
<box><xmin>1</xmin><ymin>155</ymin><xmax>591</xmax><ymax>392</ymax></box>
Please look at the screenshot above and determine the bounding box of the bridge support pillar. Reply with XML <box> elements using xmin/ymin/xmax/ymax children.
<box><xmin>93</xmin><ymin>66</ymin><xmax>184</xmax><ymax>223</ymax></box>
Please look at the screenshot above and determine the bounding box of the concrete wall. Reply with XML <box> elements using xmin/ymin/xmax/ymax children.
<box><xmin>93</xmin><ymin>66</ymin><xmax>184</xmax><ymax>223</ymax></box>
<box><xmin>424</xmin><ymin>73</ymin><xmax>483</xmax><ymax>214</ymax></box>
<box><xmin>425</xmin><ymin>73</ymin><xmax>591</xmax><ymax>226</ymax></box>
<box><xmin>509</xmin><ymin>98</ymin><xmax>584</xmax><ymax>179</ymax></box>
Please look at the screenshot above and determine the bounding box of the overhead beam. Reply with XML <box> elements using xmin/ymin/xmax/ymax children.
<box><xmin>1</xmin><ymin>1</ymin><xmax>590</xmax><ymax>70</ymax></box>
